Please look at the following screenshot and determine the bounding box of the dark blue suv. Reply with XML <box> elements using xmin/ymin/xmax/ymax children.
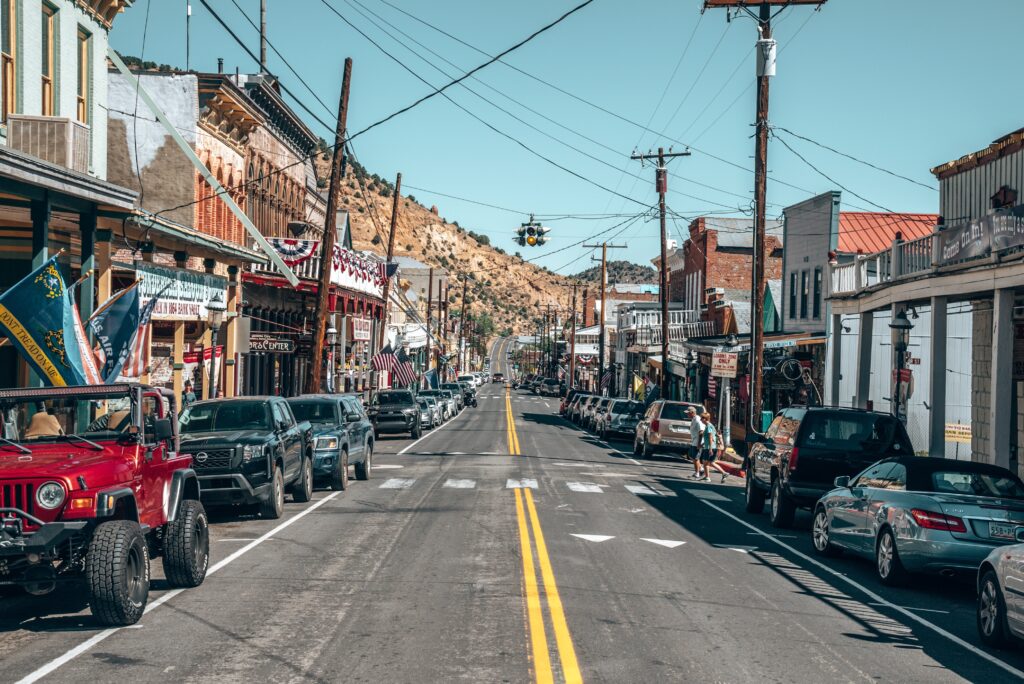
<box><xmin>287</xmin><ymin>394</ymin><xmax>374</xmax><ymax>490</ymax></box>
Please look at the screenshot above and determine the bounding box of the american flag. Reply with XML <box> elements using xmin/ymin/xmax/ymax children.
<box><xmin>599</xmin><ymin>370</ymin><xmax>612</xmax><ymax>389</ymax></box>
<box><xmin>394</xmin><ymin>347</ymin><xmax>417</xmax><ymax>387</ymax></box>
<box><xmin>372</xmin><ymin>344</ymin><xmax>399</xmax><ymax>374</ymax></box>
<box><xmin>122</xmin><ymin>292</ymin><xmax>162</xmax><ymax>379</ymax></box>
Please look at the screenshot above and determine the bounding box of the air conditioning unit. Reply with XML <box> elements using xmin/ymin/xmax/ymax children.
<box><xmin>6</xmin><ymin>114</ymin><xmax>90</xmax><ymax>174</ymax></box>
<box><xmin>704</xmin><ymin>286</ymin><xmax>724</xmax><ymax>297</ymax></box>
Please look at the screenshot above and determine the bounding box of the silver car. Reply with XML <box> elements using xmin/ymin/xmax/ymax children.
<box><xmin>812</xmin><ymin>457</ymin><xmax>1024</xmax><ymax>586</ymax></box>
<box><xmin>977</xmin><ymin>536</ymin><xmax>1024</xmax><ymax>648</ymax></box>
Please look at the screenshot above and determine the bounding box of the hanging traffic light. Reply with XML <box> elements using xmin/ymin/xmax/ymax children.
<box><xmin>513</xmin><ymin>215</ymin><xmax>550</xmax><ymax>247</ymax></box>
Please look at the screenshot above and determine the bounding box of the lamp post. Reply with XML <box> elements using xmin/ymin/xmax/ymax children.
<box><xmin>206</xmin><ymin>292</ymin><xmax>227</xmax><ymax>399</ymax></box>
<box><xmin>326</xmin><ymin>326</ymin><xmax>338</xmax><ymax>393</ymax></box>
<box><xmin>722</xmin><ymin>333</ymin><xmax>739</xmax><ymax>451</ymax></box>
<box><xmin>686</xmin><ymin>349</ymin><xmax>699</xmax><ymax>403</ymax></box>
<box><xmin>889</xmin><ymin>310</ymin><xmax>914</xmax><ymax>423</ymax></box>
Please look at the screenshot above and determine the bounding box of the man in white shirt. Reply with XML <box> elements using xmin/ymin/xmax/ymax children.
<box><xmin>687</xmin><ymin>406</ymin><xmax>705</xmax><ymax>478</ymax></box>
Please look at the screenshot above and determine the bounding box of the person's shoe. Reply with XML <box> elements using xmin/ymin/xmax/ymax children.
<box><xmin>701</xmin><ymin>475</ymin><xmax>710</xmax><ymax>482</ymax></box>
<box><xmin>720</xmin><ymin>473</ymin><xmax>728</xmax><ymax>483</ymax></box>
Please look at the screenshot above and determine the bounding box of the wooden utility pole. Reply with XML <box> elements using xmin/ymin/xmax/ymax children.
<box><xmin>425</xmin><ymin>266</ymin><xmax>433</xmax><ymax>375</ymax></box>
<box><xmin>377</xmin><ymin>172</ymin><xmax>402</xmax><ymax>350</ymax></box>
<box><xmin>568</xmin><ymin>282</ymin><xmax>577</xmax><ymax>389</ymax></box>
<box><xmin>436</xmin><ymin>278</ymin><xmax>443</xmax><ymax>370</ymax></box>
<box><xmin>259</xmin><ymin>0</ymin><xmax>267</xmax><ymax>72</ymax></box>
<box><xmin>701</xmin><ymin>0</ymin><xmax>824</xmax><ymax>431</ymax></box>
<box><xmin>457</xmin><ymin>279</ymin><xmax>468</xmax><ymax>372</ymax></box>
<box><xmin>631</xmin><ymin>147</ymin><xmax>690</xmax><ymax>400</ymax></box>
<box><xmin>307</xmin><ymin>57</ymin><xmax>352</xmax><ymax>395</ymax></box>
<box><xmin>584</xmin><ymin>241</ymin><xmax>625</xmax><ymax>395</ymax></box>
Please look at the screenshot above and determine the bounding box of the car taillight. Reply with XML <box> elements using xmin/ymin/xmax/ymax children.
<box><xmin>651</xmin><ymin>420</ymin><xmax>660</xmax><ymax>432</ymax></box>
<box><xmin>910</xmin><ymin>508</ymin><xmax>967</xmax><ymax>533</ymax></box>
<box><xmin>788</xmin><ymin>447</ymin><xmax>799</xmax><ymax>471</ymax></box>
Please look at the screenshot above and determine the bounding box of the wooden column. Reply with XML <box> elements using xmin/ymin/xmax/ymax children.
<box><xmin>96</xmin><ymin>229</ymin><xmax>113</xmax><ymax>313</ymax></box>
<box><xmin>173</xmin><ymin>321</ymin><xmax>186</xmax><ymax>409</ymax></box>
<box><xmin>225</xmin><ymin>264</ymin><xmax>240</xmax><ymax>397</ymax></box>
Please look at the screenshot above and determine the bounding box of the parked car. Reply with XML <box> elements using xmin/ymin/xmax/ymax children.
<box><xmin>597</xmin><ymin>399</ymin><xmax>645</xmax><ymax>440</ymax></box>
<box><xmin>977</xmin><ymin>537</ymin><xmax>1024</xmax><ymax>648</ymax></box>
<box><xmin>585</xmin><ymin>397</ymin><xmax>614</xmax><ymax>431</ymax></box>
<box><xmin>180</xmin><ymin>397</ymin><xmax>313</xmax><ymax>519</ymax></box>
<box><xmin>538</xmin><ymin>378</ymin><xmax>561</xmax><ymax>397</ymax></box>
<box><xmin>0</xmin><ymin>384</ymin><xmax>208</xmax><ymax>626</ymax></box>
<box><xmin>572</xmin><ymin>394</ymin><xmax>599</xmax><ymax>424</ymax></box>
<box><xmin>416</xmin><ymin>397</ymin><xmax>437</xmax><ymax>430</ymax></box>
<box><xmin>439</xmin><ymin>389</ymin><xmax>460</xmax><ymax>416</ymax></box>
<box><xmin>517</xmin><ymin>374</ymin><xmax>536</xmax><ymax>391</ymax></box>
<box><xmin>565</xmin><ymin>392</ymin><xmax>591</xmax><ymax>420</ymax></box>
<box><xmin>441</xmin><ymin>383</ymin><xmax>466</xmax><ymax>411</ymax></box>
<box><xmin>812</xmin><ymin>457</ymin><xmax>1024</xmax><ymax>586</ymax></box>
<box><xmin>458</xmin><ymin>374</ymin><xmax>478</xmax><ymax>388</ymax></box>
<box><xmin>422</xmin><ymin>396</ymin><xmax>443</xmax><ymax>425</ymax></box>
<box><xmin>746</xmin><ymin>407</ymin><xmax>913</xmax><ymax>528</ymax></box>
<box><xmin>287</xmin><ymin>394</ymin><xmax>373</xmax><ymax>490</ymax></box>
<box><xmin>633</xmin><ymin>400</ymin><xmax>706</xmax><ymax>458</ymax></box>
<box><xmin>561</xmin><ymin>389</ymin><xmax>587</xmax><ymax>415</ymax></box>
<box><xmin>367</xmin><ymin>389</ymin><xmax>423</xmax><ymax>439</ymax></box>
<box><xmin>420</xmin><ymin>389</ymin><xmax>455</xmax><ymax>420</ymax></box>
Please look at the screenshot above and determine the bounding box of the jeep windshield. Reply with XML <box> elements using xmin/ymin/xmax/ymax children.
<box><xmin>0</xmin><ymin>391</ymin><xmax>138</xmax><ymax>446</ymax></box>
<box><xmin>180</xmin><ymin>401</ymin><xmax>271</xmax><ymax>432</ymax></box>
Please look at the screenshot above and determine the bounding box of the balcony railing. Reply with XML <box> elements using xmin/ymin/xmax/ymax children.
<box><xmin>252</xmin><ymin>250</ymin><xmax>322</xmax><ymax>281</ymax></box>
<box><xmin>830</xmin><ymin>233</ymin><xmax>935</xmax><ymax>298</ymax></box>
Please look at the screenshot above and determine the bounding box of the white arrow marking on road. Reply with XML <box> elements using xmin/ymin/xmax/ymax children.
<box><xmin>566</xmin><ymin>482</ymin><xmax>605</xmax><ymax>493</ymax></box>
<box><xmin>641</xmin><ymin>538</ymin><xmax>687</xmax><ymax>549</ymax></box>
<box><xmin>571</xmin><ymin>534</ymin><xmax>614</xmax><ymax>543</ymax></box>
<box><xmin>379</xmin><ymin>478</ymin><xmax>417</xmax><ymax>489</ymax></box>
<box><xmin>685</xmin><ymin>489</ymin><xmax>729</xmax><ymax>501</ymax></box>
<box><xmin>373</xmin><ymin>464</ymin><xmax>404</xmax><ymax>470</ymax></box>
<box><xmin>506</xmin><ymin>478</ymin><xmax>538</xmax><ymax>489</ymax></box>
<box><xmin>443</xmin><ymin>479</ymin><xmax>476</xmax><ymax>489</ymax></box>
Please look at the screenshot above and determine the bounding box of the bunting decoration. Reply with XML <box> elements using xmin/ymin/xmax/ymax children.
<box><xmin>268</xmin><ymin>238</ymin><xmax>320</xmax><ymax>267</ymax></box>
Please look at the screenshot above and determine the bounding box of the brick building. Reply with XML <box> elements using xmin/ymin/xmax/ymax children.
<box><xmin>581</xmin><ymin>282</ymin><xmax>659</xmax><ymax>327</ymax></box>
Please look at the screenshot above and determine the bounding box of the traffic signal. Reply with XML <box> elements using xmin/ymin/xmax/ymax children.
<box><xmin>513</xmin><ymin>215</ymin><xmax>550</xmax><ymax>247</ymax></box>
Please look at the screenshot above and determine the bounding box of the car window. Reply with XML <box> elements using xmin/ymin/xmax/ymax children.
<box><xmin>764</xmin><ymin>413</ymin><xmax>785</xmax><ymax>440</ymax></box>
<box><xmin>854</xmin><ymin>462</ymin><xmax>895</xmax><ymax>489</ymax></box>
<box><xmin>377</xmin><ymin>391</ymin><xmax>414</xmax><ymax>404</ymax></box>
<box><xmin>181</xmin><ymin>401</ymin><xmax>271</xmax><ymax>432</ymax></box>
<box><xmin>771</xmin><ymin>411</ymin><xmax>801</xmax><ymax>447</ymax></box>
<box><xmin>881</xmin><ymin>463</ymin><xmax>907</xmax><ymax>490</ymax></box>
<box><xmin>271</xmin><ymin>402</ymin><xmax>289</xmax><ymax>428</ymax></box>
<box><xmin>928</xmin><ymin>470</ymin><xmax>1024</xmax><ymax>498</ymax></box>
<box><xmin>797</xmin><ymin>411</ymin><xmax>912</xmax><ymax>454</ymax></box>
<box><xmin>645</xmin><ymin>403</ymin><xmax>659</xmax><ymax>420</ymax></box>
<box><xmin>141</xmin><ymin>393</ymin><xmax>161</xmax><ymax>443</ymax></box>
<box><xmin>289</xmin><ymin>401</ymin><xmax>338</xmax><ymax>423</ymax></box>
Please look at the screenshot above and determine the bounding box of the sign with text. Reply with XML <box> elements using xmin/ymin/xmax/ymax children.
<box><xmin>938</xmin><ymin>205</ymin><xmax>1024</xmax><ymax>265</ymax></box>
<box><xmin>350</xmin><ymin>317</ymin><xmax>372</xmax><ymax>342</ymax></box>
<box><xmin>944</xmin><ymin>423</ymin><xmax>972</xmax><ymax>444</ymax></box>
<box><xmin>248</xmin><ymin>333</ymin><xmax>295</xmax><ymax>354</ymax></box>
<box><xmin>131</xmin><ymin>262</ymin><xmax>228</xmax><ymax>322</ymax></box>
<box><xmin>711</xmin><ymin>351</ymin><xmax>738</xmax><ymax>378</ymax></box>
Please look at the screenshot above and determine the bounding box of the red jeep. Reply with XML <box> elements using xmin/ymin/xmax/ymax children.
<box><xmin>0</xmin><ymin>383</ymin><xmax>208</xmax><ymax>625</ymax></box>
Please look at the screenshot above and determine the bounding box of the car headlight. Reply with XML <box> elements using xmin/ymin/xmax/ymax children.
<box><xmin>36</xmin><ymin>481</ymin><xmax>66</xmax><ymax>510</ymax></box>
<box><xmin>316</xmin><ymin>436</ymin><xmax>339</xmax><ymax>450</ymax></box>
<box><xmin>242</xmin><ymin>444</ymin><xmax>264</xmax><ymax>463</ymax></box>
<box><xmin>402</xmin><ymin>408</ymin><xmax>417</xmax><ymax>416</ymax></box>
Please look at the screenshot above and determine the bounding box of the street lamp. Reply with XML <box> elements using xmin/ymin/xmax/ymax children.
<box><xmin>889</xmin><ymin>309</ymin><xmax>914</xmax><ymax>422</ymax></box>
<box><xmin>206</xmin><ymin>292</ymin><xmax>227</xmax><ymax>399</ymax></box>
<box><xmin>686</xmin><ymin>349</ymin><xmax>699</xmax><ymax>403</ymax></box>
<box><xmin>326</xmin><ymin>326</ymin><xmax>338</xmax><ymax>393</ymax></box>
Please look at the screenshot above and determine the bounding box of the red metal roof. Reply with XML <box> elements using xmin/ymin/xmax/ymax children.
<box><xmin>837</xmin><ymin>212</ymin><xmax>938</xmax><ymax>254</ymax></box>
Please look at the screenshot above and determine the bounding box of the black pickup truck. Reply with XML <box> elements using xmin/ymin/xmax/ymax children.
<box><xmin>179</xmin><ymin>397</ymin><xmax>313</xmax><ymax>519</ymax></box>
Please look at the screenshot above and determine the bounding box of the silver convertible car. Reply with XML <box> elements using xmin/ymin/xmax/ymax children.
<box><xmin>811</xmin><ymin>457</ymin><xmax>1024</xmax><ymax>585</ymax></box>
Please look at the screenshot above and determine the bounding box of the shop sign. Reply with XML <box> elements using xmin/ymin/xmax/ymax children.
<box><xmin>350</xmin><ymin>317</ymin><xmax>372</xmax><ymax>341</ymax></box>
<box><xmin>944</xmin><ymin>422</ymin><xmax>971</xmax><ymax>444</ymax></box>
<box><xmin>133</xmin><ymin>262</ymin><xmax>228</xmax><ymax>322</ymax></box>
<box><xmin>707</xmin><ymin>376</ymin><xmax>717</xmax><ymax>399</ymax></box>
<box><xmin>711</xmin><ymin>352</ymin><xmax>738</xmax><ymax>378</ymax></box>
<box><xmin>938</xmin><ymin>205</ymin><xmax>1024</xmax><ymax>265</ymax></box>
<box><xmin>248</xmin><ymin>333</ymin><xmax>295</xmax><ymax>354</ymax></box>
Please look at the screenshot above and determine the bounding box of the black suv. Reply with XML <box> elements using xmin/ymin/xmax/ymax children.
<box><xmin>745</xmin><ymin>407</ymin><xmax>914</xmax><ymax>528</ymax></box>
<box><xmin>287</xmin><ymin>394</ymin><xmax>374</xmax><ymax>491</ymax></box>
<box><xmin>179</xmin><ymin>397</ymin><xmax>314</xmax><ymax>519</ymax></box>
<box><xmin>368</xmin><ymin>389</ymin><xmax>421</xmax><ymax>439</ymax></box>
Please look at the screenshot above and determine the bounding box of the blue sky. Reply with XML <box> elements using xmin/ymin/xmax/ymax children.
<box><xmin>110</xmin><ymin>0</ymin><xmax>1023</xmax><ymax>274</ymax></box>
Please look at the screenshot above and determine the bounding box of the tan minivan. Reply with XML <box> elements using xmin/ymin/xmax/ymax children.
<box><xmin>633</xmin><ymin>400</ymin><xmax>706</xmax><ymax>458</ymax></box>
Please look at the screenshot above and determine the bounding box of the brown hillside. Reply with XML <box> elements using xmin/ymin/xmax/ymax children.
<box><xmin>320</xmin><ymin>157</ymin><xmax>573</xmax><ymax>335</ymax></box>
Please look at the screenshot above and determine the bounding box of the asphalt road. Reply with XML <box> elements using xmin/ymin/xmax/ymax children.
<box><xmin>2</xmin><ymin>336</ymin><xmax>1024</xmax><ymax>682</ymax></box>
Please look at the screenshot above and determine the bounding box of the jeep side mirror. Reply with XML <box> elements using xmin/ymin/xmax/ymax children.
<box><xmin>153</xmin><ymin>418</ymin><xmax>173</xmax><ymax>441</ymax></box>
<box><xmin>834</xmin><ymin>475</ymin><xmax>851</xmax><ymax>488</ymax></box>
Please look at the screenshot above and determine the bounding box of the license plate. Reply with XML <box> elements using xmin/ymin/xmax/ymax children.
<box><xmin>670</xmin><ymin>425</ymin><xmax>687</xmax><ymax>434</ymax></box>
<box><xmin>989</xmin><ymin>522</ymin><xmax>1017</xmax><ymax>540</ymax></box>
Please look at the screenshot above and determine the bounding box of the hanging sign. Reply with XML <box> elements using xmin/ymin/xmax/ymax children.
<box><xmin>350</xmin><ymin>317</ymin><xmax>372</xmax><ymax>341</ymax></box>
<box><xmin>248</xmin><ymin>333</ymin><xmax>295</xmax><ymax>354</ymax></box>
<box><xmin>132</xmin><ymin>262</ymin><xmax>228</xmax><ymax>322</ymax></box>
<box><xmin>711</xmin><ymin>352</ymin><xmax>738</xmax><ymax>378</ymax></box>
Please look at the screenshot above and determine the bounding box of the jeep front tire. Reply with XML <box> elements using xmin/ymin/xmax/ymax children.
<box><xmin>163</xmin><ymin>499</ymin><xmax>210</xmax><ymax>588</ymax></box>
<box><xmin>86</xmin><ymin>520</ymin><xmax>150</xmax><ymax>626</ymax></box>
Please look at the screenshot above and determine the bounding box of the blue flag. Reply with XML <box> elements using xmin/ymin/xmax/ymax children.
<box><xmin>0</xmin><ymin>256</ymin><xmax>102</xmax><ymax>386</ymax></box>
<box><xmin>424</xmin><ymin>368</ymin><xmax>439</xmax><ymax>389</ymax></box>
<box><xmin>88</xmin><ymin>281</ymin><xmax>141</xmax><ymax>382</ymax></box>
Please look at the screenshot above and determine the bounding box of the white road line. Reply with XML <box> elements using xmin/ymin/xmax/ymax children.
<box><xmin>625</xmin><ymin>484</ymin><xmax>661</xmax><ymax>496</ymax></box>
<box><xmin>593</xmin><ymin>435</ymin><xmax>643</xmax><ymax>466</ymax></box>
<box><xmin>641</xmin><ymin>538</ymin><xmax>687</xmax><ymax>549</ymax></box>
<box><xmin>566</xmin><ymin>481</ymin><xmax>605</xmax><ymax>493</ymax></box>
<box><xmin>217</xmin><ymin>538</ymin><xmax>261</xmax><ymax>542</ymax></box>
<box><xmin>701</xmin><ymin>500</ymin><xmax>1024</xmax><ymax>680</ymax></box>
<box><xmin>685</xmin><ymin>489</ymin><xmax>730</xmax><ymax>501</ymax></box>
<box><xmin>16</xmin><ymin>490</ymin><xmax>343</xmax><ymax>684</ymax></box>
<box><xmin>397</xmin><ymin>407</ymin><xmax>467</xmax><ymax>455</ymax></box>
<box><xmin>553</xmin><ymin>462</ymin><xmax>603</xmax><ymax>468</ymax></box>
<box><xmin>372</xmin><ymin>464</ymin><xmax>404</xmax><ymax>470</ymax></box>
<box><xmin>868</xmin><ymin>602</ymin><xmax>950</xmax><ymax>615</ymax></box>
<box><xmin>379</xmin><ymin>478</ymin><xmax>416</xmax><ymax>489</ymax></box>
<box><xmin>570</xmin><ymin>534</ymin><xmax>614</xmax><ymax>543</ymax></box>
<box><xmin>443</xmin><ymin>479</ymin><xmax>476</xmax><ymax>489</ymax></box>
<box><xmin>506</xmin><ymin>478</ymin><xmax>538</xmax><ymax>489</ymax></box>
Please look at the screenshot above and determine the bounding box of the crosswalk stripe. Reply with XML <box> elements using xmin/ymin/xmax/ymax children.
<box><xmin>506</xmin><ymin>478</ymin><xmax>538</xmax><ymax>489</ymax></box>
<box><xmin>443</xmin><ymin>479</ymin><xmax>476</xmax><ymax>489</ymax></box>
<box><xmin>379</xmin><ymin>478</ymin><xmax>416</xmax><ymax>489</ymax></box>
<box><xmin>624</xmin><ymin>484</ymin><xmax>660</xmax><ymax>496</ymax></box>
<box><xmin>566</xmin><ymin>482</ymin><xmax>604</xmax><ymax>493</ymax></box>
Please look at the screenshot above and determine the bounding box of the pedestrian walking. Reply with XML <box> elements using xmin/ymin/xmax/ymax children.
<box><xmin>699</xmin><ymin>412</ymin><xmax>729</xmax><ymax>482</ymax></box>
<box><xmin>182</xmin><ymin>380</ymin><xmax>196</xmax><ymax>411</ymax></box>
<box><xmin>687</xmin><ymin>406</ymin><xmax>705</xmax><ymax>479</ymax></box>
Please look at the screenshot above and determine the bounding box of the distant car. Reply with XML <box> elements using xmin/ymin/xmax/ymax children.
<box><xmin>493</xmin><ymin>372</ymin><xmax>505</xmax><ymax>384</ymax></box>
<box><xmin>565</xmin><ymin>392</ymin><xmax>592</xmax><ymax>420</ymax></box>
<box><xmin>416</xmin><ymin>397</ymin><xmax>438</xmax><ymax>430</ymax></box>
<box><xmin>421</xmin><ymin>396</ymin><xmax>442</xmax><ymax>425</ymax></box>
<box><xmin>538</xmin><ymin>378</ymin><xmax>561</xmax><ymax>397</ymax></box>
<box><xmin>978</xmin><ymin>538</ymin><xmax>1024</xmax><ymax>648</ymax></box>
<box><xmin>458</xmin><ymin>374</ymin><xmax>478</xmax><ymax>388</ymax></box>
<box><xmin>438</xmin><ymin>389</ymin><xmax>460</xmax><ymax>416</ymax></box>
<box><xmin>746</xmin><ymin>407</ymin><xmax>913</xmax><ymax>528</ymax></box>
<box><xmin>583</xmin><ymin>397</ymin><xmax>613</xmax><ymax>431</ymax></box>
<box><xmin>561</xmin><ymin>388</ymin><xmax>587</xmax><ymax>415</ymax></box>
<box><xmin>572</xmin><ymin>395</ymin><xmax>599</xmax><ymax>424</ymax></box>
<box><xmin>597</xmin><ymin>399</ymin><xmax>644</xmax><ymax>440</ymax></box>
<box><xmin>633</xmin><ymin>400</ymin><xmax>705</xmax><ymax>458</ymax></box>
<box><xmin>287</xmin><ymin>394</ymin><xmax>373</xmax><ymax>490</ymax></box>
<box><xmin>417</xmin><ymin>390</ymin><xmax>451</xmax><ymax>421</ymax></box>
<box><xmin>367</xmin><ymin>390</ymin><xmax>421</xmax><ymax>439</ymax></box>
<box><xmin>441</xmin><ymin>383</ymin><xmax>465</xmax><ymax>410</ymax></box>
<box><xmin>813</xmin><ymin>457</ymin><xmax>1024</xmax><ymax>586</ymax></box>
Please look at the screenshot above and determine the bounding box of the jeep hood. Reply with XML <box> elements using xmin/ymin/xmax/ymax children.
<box><xmin>0</xmin><ymin>443</ymin><xmax>137</xmax><ymax>489</ymax></box>
<box><xmin>179</xmin><ymin>430</ymin><xmax>271</xmax><ymax>447</ymax></box>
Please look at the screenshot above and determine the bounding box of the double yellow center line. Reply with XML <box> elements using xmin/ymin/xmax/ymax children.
<box><xmin>506</xmin><ymin>387</ymin><xmax>582</xmax><ymax>684</ymax></box>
